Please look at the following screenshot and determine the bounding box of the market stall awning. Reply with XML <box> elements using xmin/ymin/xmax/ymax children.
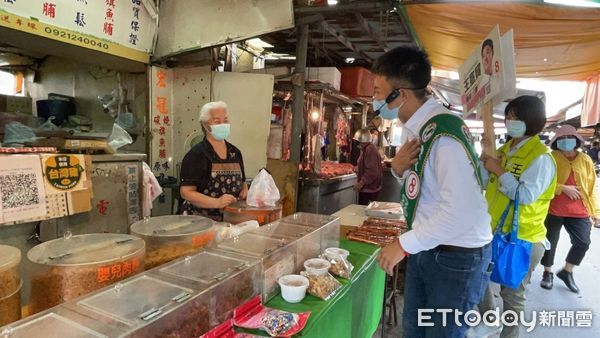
<box><xmin>405</xmin><ymin>3</ymin><xmax>600</xmax><ymax>81</ymax></box>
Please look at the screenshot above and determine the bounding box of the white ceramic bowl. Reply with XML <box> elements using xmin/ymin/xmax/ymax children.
<box><xmin>278</xmin><ymin>274</ymin><xmax>309</xmax><ymax>303</ymax></box>
<box><xmin>304</xmin><ymin>258</ymin><xmax>331</xmax><ymax>276</ymax></box>
<box><xmin>324</xmin><ymin>247</ymin><xmax>350</xmax><ymax>260</ymax></box>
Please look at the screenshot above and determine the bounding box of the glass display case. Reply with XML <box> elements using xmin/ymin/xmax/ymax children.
<box><xmin>281</xmin><ymin>213</ymin><xmax>341</xmax><ymax>249</ymax></box>
<box><xmin>154</xmin><ymin>249</ymin><xmax>261</xmax><ymax>327</ymax></box>
<box><xmin>0</xmin><ymin>306</ymin><xmax>123</xmax><ymax>338</ymax></box>
<box><xmin>249</xmin><ymin>221</ymin><xmax>321</xmax><ymax>272</ymax></box>
<box><xmin>0</xmin><ymin>245</ymin><xmax>21</xmax><ymax>326</ymax></box>
<box><xmin>249</xmin><ymin>221</ymin><xmax>314</xmax><ymax>239</ymax></box>
<box><xmin>27</xmin><ymin>233</ymin><xmax>146</xmax><ymax>314</ymax></box>
<box><xmin>5</xmin><ymin>213</ymin><xmax>340</xmax><ymax>337</ymax></box>
<box><xmin>280</xmin><ymin>212</ymin><xmax>339</xmax><ymax>227</ymax></box>
<box><xmin>67</xmin><ymin>275</ymin><xmax>208</xmax><ymax>338</ymax></box>
<box><xmin>215</xmin><ymin>232</ymin><xmax>297</xmax><ymax>301</ymax></box>
<box><xmin>130</xmin><ymin>215</ymin><xmax>215</xmax><ymax>269</ymax></box>
<box><xmin>63</xmin><ymin>249</ymin><xmax>260</xmax><ymax>338</ymax></box>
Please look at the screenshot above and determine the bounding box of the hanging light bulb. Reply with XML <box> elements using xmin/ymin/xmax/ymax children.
<box><xmin>310</xmin><ymin>110</ymin><xmax>320</xmax><ymax>121</ymax></box>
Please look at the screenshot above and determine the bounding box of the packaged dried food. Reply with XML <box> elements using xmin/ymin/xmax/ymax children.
<box><xmin>261</xmin><ymin>310</ymin><xmax>299</xmax><ymax>336</ymax></box>
<box><xmin>27</xmin><ymin>233</ymin><xmax>145</xmax><ymax>314</ymax></box>
<box><xmin>300</xmin><ymin>270</ymin><xmax>341</xmax><ymax>301</ymax></box>
<box><xmin>347</xmin><ymin>217</ymin><xmax>408</xmax><ymax>246</ymax></box>
<box><xmin>365</xmin><ymin>201</ymin><xmax>404</xmax><ymax>219</ymax></box>
<box><xmin>324</xmin><ymin>247</ymin><xmax>349</xmax><ymax>260</ymax></box>
<box><xmin>201</xmin><ymin>319</ymin><xmax>262</xmax><ymax>338</ymax></box>
<box><xmin>233</xmin><ymin>296</ymin><xmax>310</xmax><ymax>337</ymax></box>
<box><xmin>322</xmin><ymin>249</ymin><xmax>353</xmax><ymax>279</ymax></box>
<box><xmin>130</xmin><ymin>215</ymin><xmax>215</xmax><ymax>269</ymax></box>
<box><xmin>0</xmin><ymin>282</ymin><xmax>21</xmax><ymax>327</ymax></box>
<box><xmin>303</xmin><ymin>258</ymin><xmax>331</xmax><ymax>276</ymax></box>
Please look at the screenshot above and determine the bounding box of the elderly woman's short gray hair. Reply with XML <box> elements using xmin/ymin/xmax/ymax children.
<box><xmin>199</xmin><ymin>101</ymin><xmax>228</xmax><ymax>122</ymax></box>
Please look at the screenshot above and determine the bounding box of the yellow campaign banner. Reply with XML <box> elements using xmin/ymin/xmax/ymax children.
<box><xmin>0</xmin><ymin>11</ymin><xmax>149</xmax><ymax>63</ymax></box>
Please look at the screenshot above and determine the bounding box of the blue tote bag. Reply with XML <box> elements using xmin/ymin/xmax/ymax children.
<box><xmin>490</xmin><ymin>188</ymin><xmax>532</xmax><ymax>289</ymax></box>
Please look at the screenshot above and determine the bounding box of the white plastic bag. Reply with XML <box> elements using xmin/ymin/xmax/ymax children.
<box><xmin>115</xmin><ymin>111</ymin><xmax>138</xmax><ymax>130</ymax></box>
<box><xmin>107</xmin><ymin>123</ymin><xmax>133</xmax><ymax>151</ymax></box>
<box><xmin>37</xmin><ymin>116</ymin><xmax>60</xmax><ymax>132</ymax></box>
<box><xmin>247</xmin><ymin>169</ymin><xmax>280</xmax><ymax>208</ymax></box>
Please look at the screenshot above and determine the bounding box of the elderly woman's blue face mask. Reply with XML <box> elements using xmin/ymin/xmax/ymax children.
<box><xmin>205</xmin><ymin>108</ymin><xmax>230</xmax><ymax>140</ymax></box>
<box><xmin>209</xmin><ymin>124</ymin><xmax>230</xmax><ymax>141</ymax></box>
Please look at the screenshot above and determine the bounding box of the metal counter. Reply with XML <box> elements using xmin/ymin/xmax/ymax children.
<box><xmin>297</xmin><ymin>174</ymin><xmax>358</xmax><ymax>215</ymax></box>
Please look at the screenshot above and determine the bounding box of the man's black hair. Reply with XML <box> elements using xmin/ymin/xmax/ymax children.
<box><xmin>505</xmin><ymin>95</ymin><xmax>546</xmax><ymax>137</ymax></box>
<box><xmin>482</xmin><ymin>39</ymin><xmax>494</xmax><ymax>55</ymax></box>
<box><xmin>371</xmin><ymin>46</ymin><xmax>431</xmax><ymax>99</ymax></box>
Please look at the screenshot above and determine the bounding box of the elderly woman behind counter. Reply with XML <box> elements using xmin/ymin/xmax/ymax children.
<box><xmin>179</xmin><ymin>101</ymin><xmax>248</xmax><ymax>221</ymax></box>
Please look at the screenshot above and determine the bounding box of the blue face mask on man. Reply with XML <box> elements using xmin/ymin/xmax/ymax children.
<box><xmin>506</xmin><ymin>120</ymin><xmax>526</xmax><ymax>138</ymax></box>
<box><xmin>373</xmin><ymin>98</ymin><xmax>401</xmax><ymax>120</ymax></box>
<box><xmin>373</xmin><ymin>87</ymin><xmax>408</xmax><ymax>121</ymax></box>
<box><xmin>557</xmin><ymin>138</ymin><xmax>577</xmax><ymax>152</ymax></box>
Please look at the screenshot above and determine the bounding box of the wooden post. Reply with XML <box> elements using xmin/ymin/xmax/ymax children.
<box><xmin>481</xmin><ymin>100</ymin><xmax>497</xmax><ymax>157</ymax></box>
<box><xmin>290</xmin><ymin>24</ymin><xmax>309</xmax><ymax>164</ymax></box>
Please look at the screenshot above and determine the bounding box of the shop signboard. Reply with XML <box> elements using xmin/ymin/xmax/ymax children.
<box><xmin>0</xmin><ymin>0</ymin><xmax>155</xmax><ymax>63</ymax></box>
<box><xmin>150</xmin><ymin>66</ymin><xmax>174</xmax><ymax>176</ymax></box>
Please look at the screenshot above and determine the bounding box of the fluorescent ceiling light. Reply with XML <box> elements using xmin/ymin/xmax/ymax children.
<box><xmin>544</xmin><ymin>0</ymin><xmax>600</xmax><ymax>8</ymax></box>
<box><xmin>280</xmin><ymin>56</ymin><xmax>296</xmax><ymax>60</ymax></box>
<box><xmin>431</xmin><ymin>69</ymin><xmax>459</xmax><ymax>80</ymax></box>
<box><xmin>247</xmin><ymin>38</ymin><xmax>274</xmax><ymax>49</ymax></box>
<box><xmin>345</xmin><ymin>58</ymin><xmax>356</xmax><ymax>64</ymax></box>
<box><xmin>328</xmin><ymin>0</ymin><xmax>338</xmax><ymax>5</ymax></box>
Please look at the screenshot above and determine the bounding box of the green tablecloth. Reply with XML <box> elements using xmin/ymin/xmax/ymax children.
<box><xmin>265</xmin><ymin>239</ymin><xmax>386</xmax><ymax>338</ymax></box>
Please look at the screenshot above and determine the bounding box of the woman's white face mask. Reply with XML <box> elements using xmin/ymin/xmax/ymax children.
<box><xmin>505</xmin><ymin>120</ymin><xmax>526</xmax><ymax>138</ymax></box>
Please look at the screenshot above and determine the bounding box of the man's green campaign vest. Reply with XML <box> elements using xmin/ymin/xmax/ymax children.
<box><xmin>400</xmin><ymin>114</ymin><xmax>483</xmax><ymax>229</ymax></box>
<box><xmin>485</xmin><ymin>136</ymin><xmax>557</xmax><ymax>243</ymax></box>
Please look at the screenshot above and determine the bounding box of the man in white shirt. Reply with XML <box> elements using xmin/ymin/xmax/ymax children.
<box><xmin>373</xmin><ymin>47</ymin><xmax>493</xmax><ymax>338</ymax></box>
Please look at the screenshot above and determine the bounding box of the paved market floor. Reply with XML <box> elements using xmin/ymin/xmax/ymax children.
<box><xmin>374</xmin><ymin>227</ymin><xmax>600</xmax><ymax>337</ymax></box>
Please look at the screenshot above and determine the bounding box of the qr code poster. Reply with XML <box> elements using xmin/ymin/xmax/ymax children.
<box><xmin>0</xmin><ymin>155</ymin><xmax>47</xmax><ymax>223</ymax></box>
<box><xmin>41</xmin><ymin>154</ymin><xmax>87</xmax><ymax>192</ymax></box>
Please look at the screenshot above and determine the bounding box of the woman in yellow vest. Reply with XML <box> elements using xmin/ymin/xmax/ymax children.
<box><xmin>477</xmin><ymin>96</ymin><xmax>557</xmax><ymax>338</ymax></box>
<box><xmin>540</xmin><ymin>125</ymin><xmax>599</xmax><ymax>293</ymax></box>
